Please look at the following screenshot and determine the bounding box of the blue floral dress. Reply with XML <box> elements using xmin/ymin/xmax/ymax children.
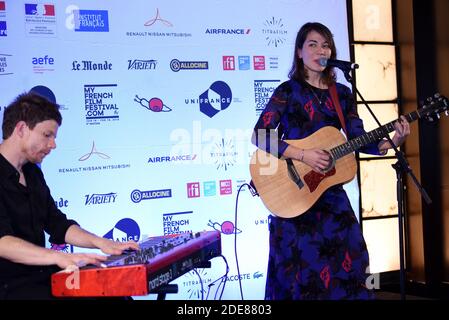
<box><xmin>253</xmin><ymin>79</ymin><xmax>380</xmax><ymax>300</ymax></box>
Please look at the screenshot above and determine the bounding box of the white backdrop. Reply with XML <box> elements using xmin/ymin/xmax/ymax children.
<box><xmin>0</xmin><ymin>0</ymin><xmax>356</xmax><ymax>300</ymax></box>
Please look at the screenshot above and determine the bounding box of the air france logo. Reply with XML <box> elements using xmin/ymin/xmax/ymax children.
<box><xmin>103</xmin><ymin>218</ymin><xmax>140</xmax><ymax>242</ymax></box>
<box><xmin>199</xmin><ymin>81</ymin><xmax>232</xmax><ymax>118</ymax></box>
<box><xmin>131</xmin><ymin>189</ymin><xmax>172</xmax><ymax>203</ymax></box>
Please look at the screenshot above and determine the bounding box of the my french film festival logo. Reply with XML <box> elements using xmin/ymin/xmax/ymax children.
<box><xmin>163</xmin><ymin>211</ymin><xmax>192</xmax><ymax>236</ymax></box>
<box><xmin>24</xmin><ymin>3</ymin><xmax>57</xmax><ymax>37</ymax></box>
<box><xmin>84</xmin><ymin>84</ymin><xmax>119</xmax><ymax>125</ymax></box>
<box><xmin>65</xmin><ymin>5</ymin><xmax>109</xmax><ymax>32</ymax></box>
<box><xmin>254</xmin><ymin>80</ymin><xmax>280</xmax><ymax>116</ymax></box>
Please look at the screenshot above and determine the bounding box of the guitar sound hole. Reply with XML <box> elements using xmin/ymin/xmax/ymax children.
<box><xmin>321</xmin><ymin>150</ymin><xmax>335</xmax><ymax>173</ymax></box>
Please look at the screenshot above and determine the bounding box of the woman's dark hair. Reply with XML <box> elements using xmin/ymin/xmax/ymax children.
<box><xmin>2</xmin><ymin>92</ymin><xmax>62</xmax><ymax>139</ymax></box>
<box><xmin>288</xmin><ymin>22</ymin><xmax>337</xmax><ymax>85</ymax></box>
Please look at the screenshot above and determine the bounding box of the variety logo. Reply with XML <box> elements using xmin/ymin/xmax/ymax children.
<box><xmin>162</xmin><ymin>211</ymin><xmax>193</xmax><ymax>235</ymax></box>
<box><xmin>104</xmin><ymin>218</ymin><xmax>140</xmax><ymax>242</ymax></box>
<box><xmin>170</xmin><ymin>59</ymin><xmax>208</xmax><ymax>72</ymax></box>
<box><xmin>134</xmin><ymin>95</ymin><xmax>172</xmax><ymax>112</ymax></box>
<box><xmin>187</xmin><ymin>182</ymin><xmax>200</xmax><ymax>198</ymax></box>
<box><xmin>128</xmin><ymin>59</ymin><xmax>157</xmax><ymax>70</ymax></box>
<box><xmin>262</xmin><ymin>17</ymin><xmax>288</xmax><ymax>47</ymax></box>
<box><xmin>78</xmin><ymin>141</ymin><xmax>110</xmax><ymax>161</ymax></box>
<box><xmin>147</xmin><ymin>154</ymin><xmax>197</xmax><ymax>164</ymax></box>
<box><xmin>208</xmin><ymin>219</ymin><xmax>241</xmax><ymax>235</ymax></box>
<box><xmin>85</xmin><ymin>192</ymin><xmax>117</xmax><ymax>205</ymax></box>
<box><xmin>0</xmin><ymin>53</ymin><xmax>12</xmax><ymax>75</ymax></box>
<box><xmin>32</xmin><ymin>55</ymin><xmax>55</xmax><ymax>73</ymax></box>
<box><xmin>130</xmin><ymin>189</ymin><xmax>172</xmax><ymax>203</ymax></box>
<box><xmin>84</xmin><ymin>84</ymin><xmax>119</xmax><ymax>125</ymax></box>
<box><xmin>72</xmin><ymin>60</ymin><xmax>112</xmax><ymax>71</ymax></box>
<box><xmin>54</xmin><ymin>197</ymin><xmax>69</xmax><ymax>208</ymax></box>
<box><xmin>254</xmin><ymin>80</ymin><xmax>280</xmax><ymax>116</ymax></box>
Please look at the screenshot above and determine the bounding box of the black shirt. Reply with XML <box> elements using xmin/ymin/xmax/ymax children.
<box><xmin>0</xmin><ymin>154</ymin><xmax>78</xmax><ymax>282</ymax></box>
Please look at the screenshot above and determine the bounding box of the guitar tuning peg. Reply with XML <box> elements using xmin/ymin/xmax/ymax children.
<box><xmin>445</xmin><ymin>111</ymin><xmax>448</xmax><ymax>116</ymax></box>
<box><xmin>436</xmin><ymin>114</ymin><xmax>441</xmax><ymax>119</ymax></box>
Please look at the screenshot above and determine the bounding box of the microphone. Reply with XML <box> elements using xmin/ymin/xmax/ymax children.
<box><xmin>318</xmin><ymin>58</ymin><xmax>359</xmax><ymax>71</ymax></box>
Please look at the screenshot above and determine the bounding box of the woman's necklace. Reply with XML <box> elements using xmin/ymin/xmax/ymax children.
<box><xmin>309</xmin><ymin>87</ymin><xmax>327</xmax><ymax>107</ymax></box>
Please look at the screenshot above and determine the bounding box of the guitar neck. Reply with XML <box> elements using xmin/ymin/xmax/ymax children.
<box><xmin>331</xmin><ymin>110</ymin><xmax>420</xmax><ymax>160</ymax></box>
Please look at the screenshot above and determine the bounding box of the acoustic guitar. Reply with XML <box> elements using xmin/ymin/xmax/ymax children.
<box><xmin>249</xmin><ymin>94</ymin><xmax>448</xmax><ymax>218</ymax></box>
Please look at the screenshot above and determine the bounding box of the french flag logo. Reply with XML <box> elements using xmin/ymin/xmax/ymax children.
<box><xmin>25</xmin><ymin>3</ymin><xmax>55</xmax><ymax>16</ymax></box>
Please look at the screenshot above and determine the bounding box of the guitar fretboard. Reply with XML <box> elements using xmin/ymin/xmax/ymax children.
<box><xmin>330</xmin><ymin>110</ymin><xmax>420</xmax><ymax>160</ymax></box>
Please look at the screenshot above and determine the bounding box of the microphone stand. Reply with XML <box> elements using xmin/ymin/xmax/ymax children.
<box><xmin>342</xmin><ymin>69</ymin><xmax>432</xmax><ymax>301</ymax></box>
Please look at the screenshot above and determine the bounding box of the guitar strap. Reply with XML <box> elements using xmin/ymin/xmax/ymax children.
<box><xmin>329</xmin><ymin>83</ymin><xmax>348</xmax><ymax>136</ymax></box>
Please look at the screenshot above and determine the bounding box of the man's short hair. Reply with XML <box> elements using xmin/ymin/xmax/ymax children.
<box><xmin>2</xmin><ymin>92</ymin><xmax>62</xmax><ymax>140</ymax></box>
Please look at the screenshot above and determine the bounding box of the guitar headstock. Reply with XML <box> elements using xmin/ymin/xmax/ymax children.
<box><xmin>419</xmin><ymin>93</ymin><xmax>449</xmax><ymax>122</ymax></box>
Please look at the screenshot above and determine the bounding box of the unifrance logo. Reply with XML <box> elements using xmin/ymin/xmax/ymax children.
<box><xmin>66</xmin><ymin>6</ymin><xmax>109</xmax><ymax>32</ymax></box>
<box><xmin>85</xmin><ymin>192</ymin><xmax>117</xmax><ymax>205</ymax></box>
<box><xmin>130</xmin><ymin>189</ymin><xmax>172</xmax><ymax>203</ymax></box>
<box><xmin>199</xmin><ymin>81</ymin><xmax>232</xmax><ymax>118</ymax></box>
<box><xmin>103</xmin><ymin>218</ymin><xmax>140</xmax><ymax>242</ymax></box>
<box><xmin>134</xmin><ymin>95</ymin><xmax>172</xmax><ymax>112</ymax></box>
